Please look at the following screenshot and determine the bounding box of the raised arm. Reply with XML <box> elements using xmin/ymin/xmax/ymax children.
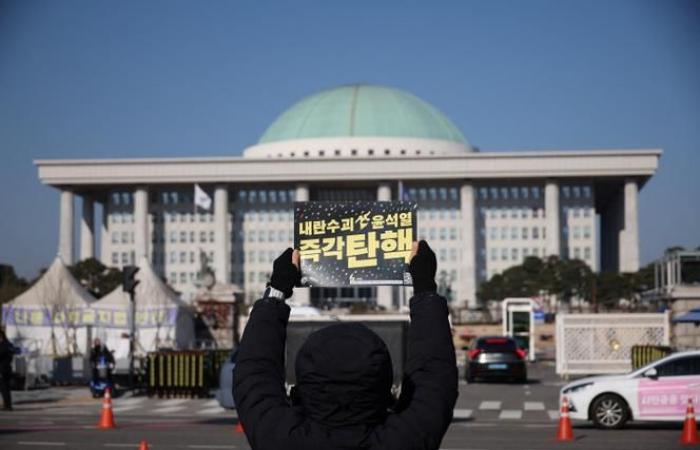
<box><xmin>232</xmin><ymin>249</ymin><xmax>305</xmax><ymax>449</ymax></box>
<box><xmin>377</xmin><ymin>241</ymin><xmax>458</xmax><ymax>450</ymax></box>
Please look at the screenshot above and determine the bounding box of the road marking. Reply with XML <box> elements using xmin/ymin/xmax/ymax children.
<box><xmin>197</xmin><ymin>406</ymin><xmax>227</xmax><ymax>415</ymax></box>
<box><xmin>187</xmin><ymin>445</ymin><xmax>237</xmax><ymax>449</ymax></box>
<box><xmin>116</xmin><ymin>397</ymin><xmax>146</xmax><ymax>406</ymax></box>
<box><xmin>524</xmin><ymin>391</ymin><xmax>531</xmax><ymax>396</ymax></box>
<box><xmin>499</xmin><ymin>410</ymin><xmax>523</xmax><ymax>419</ymax></box>
<box><xmin>202</xmin><ymin>399</ymin><xmax>220</xmax><ymax>407</ymax></box>
<box><xmin>152</xmin><ymin>405</ymin><xmax>187</xmax><ymax>413</ymax></box>
<box><xmin>112</xmin><ymin>405</ymin><xmax>140</xmax><ymax>413</ymax></box>
<box><xmin>548</xmin><ymin>409</ymin><xmax>560</xmax><ymax>420</ymax></box>
<box><xmin>524</xmin><ymin>401</ymin><xmax>545</xmax><ymax>411</ymax></box>
<box><xmin>478</xmin><ymin>401</ymin><xmax>501</xmax><ymax>410</ymax></box>
<box><xmin>18</xmin><ymin>442</ymin><xmax>66</xmax><ymax>446</ymax></box>
<box><xmin>452</xmin><ymin>409</ymin><xmax>473</xmax><ymax>419</ymax></box>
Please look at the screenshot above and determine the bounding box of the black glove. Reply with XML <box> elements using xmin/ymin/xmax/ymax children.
<box><xmin>409</xmin><ymin>240</ymin><xmax>437</xmax><ymax>295</ymax></box>
<box><xmin>270</xmin><ymin>248</ymin><xmax>301</xmax><ymax>299</ymax></box>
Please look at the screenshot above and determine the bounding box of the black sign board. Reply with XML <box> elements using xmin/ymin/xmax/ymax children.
<box><xmin>294</xmin><ymin>201</ymin><xmax>417</xmax><ymax>287</ymax></box>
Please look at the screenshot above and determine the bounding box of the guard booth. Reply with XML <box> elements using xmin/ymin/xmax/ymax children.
<box><xmin>502</xmin><ymin>298</ymin><xmax>536</xmax><ymax>361</ymax></box>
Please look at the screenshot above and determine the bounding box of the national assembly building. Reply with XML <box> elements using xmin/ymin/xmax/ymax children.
<box><xmin>35</xmin><ymin>84</ymin><xmax>661</xmax><ymax>310</ymax></box>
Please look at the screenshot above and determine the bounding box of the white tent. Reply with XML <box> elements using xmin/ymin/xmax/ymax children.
<box><xmin>2</xmin><ymin>256</ymin><xmax>96</xmax><ymax>356</ymax></box>
<box><xmin>90</xmin><ymin>258</ymin><xmax>195</xmax><ymax>361</ymax></box>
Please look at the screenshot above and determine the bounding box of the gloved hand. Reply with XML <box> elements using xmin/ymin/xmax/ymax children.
<box><xmin>409</xmin><ymin>240</ymin><xmax>437</xmax><ymax>295</ymax></box>
<box><xmin>270</xmin><ymin>248</ymin><xmax>301</xmax><ymax>299</ymax></box>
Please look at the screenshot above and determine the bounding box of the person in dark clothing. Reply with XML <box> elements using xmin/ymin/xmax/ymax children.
<box><xmin>0</xmin><ymin>330</ymin><xmax>17</xmax><ymax>411</ymax></box>
<box><xmin>89</xmin><ymin>338</ymin><xmax>115</xmax><ymax>384</ymax></box>
<box><xmin>233</xmin><ymin>241</ymin><xmax>458</xmax><ymax>450</ymax></box>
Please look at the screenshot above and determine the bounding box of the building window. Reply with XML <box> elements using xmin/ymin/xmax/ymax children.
<box><xmin>512</xmin><ymin>248</ymin><xmax>519</xmax><ymax>261</ymax></box>
<box><xmin>169</xmin><ymin>252</ymin><xmax>176</xmax><ymax>264</ymax></box>
<box><xmin>180</xmin><ymin>231</ymin><xmax>187</xmax><ymax>243</ymax></box>
<box><xmin>490</xmin><ymin>248</ymin><xmax>498</xmax><ymax>261</ymax></box>
<box><xmin>501</xmin><ymin>248</ymin><xmax>508</xmax><ymax>261</ymax></box>
<box><xmin>573</xmin><ymin>247</ymin><xmax>581</xmax><ymax>259</ymax></box>
<box><xmin>180</xmin><ymin>272</ymin><xmax>187</xmax><ymax>284</ymax></box>
<box><xmin>111</xmin><ymin>253</ymin><xmax>119</xmax><ymax>265</ymax></box>
<box><xmin>573</xmin><ymin>226</ymin><xmax>580</xmax><ymax>240</ymax></box>
<box><xmin>489</xmin><ymin>228</ymin><xmax>497</xmax><ymax>240</ymax></box>
<box><xmin>112</xmin><ymin>232</ymin><xmax>119</xmax><ymax>244</ymax></box>
<box><xmin>584</xmin><ymin>226</ymin><xmax>591</xmax><ymax>239</ymax></box>
<box><xmin>122</xmin><ymin>231</ymin><xmax>130</xmax><ymax>244</ymax></box>
<box><xmin>522</xmin><ymin>227</ymin><xmax>529</xmax><ymax>239</ymax></box>
<box><xmin>209</xmin><ymin>231</ymin><xmax>215</xmax><ymax>242</ymax></box>
<box><xmin>511</xmin><ymin>227</ymin><xmax>518</xmax><ymax>240</ymax></box>
<box><xmin>121</xmin><ymin>252</ymin><xmax>129</xmax><ymax>264</ymax></box>
<box><xmin>500</xmin><ymin>227</ymin><xmax>508</xmax><ymax>240</ymax></box>
<box><xmin>532</xmin><ymin>227</ymin><xmax>539</xmax><ymax>239</ymax></box>
<box><xmin>584</xmin><ymin>247</ymin><xmax>592</xmax><ymax>260</ymax></box>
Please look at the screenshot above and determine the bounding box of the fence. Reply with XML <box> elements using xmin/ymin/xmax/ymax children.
<box><xmin>555</xmin><ymin>312</ymin><xmax>670</xmax><ymax>377</ymax></box>
<box><xmin>146</xmin><ymin>349</ymin><xmax>231</xmax><ymax>398</ymax></box>
<box><xmin>631</xmin><ymin>345</ymin><xmax>674</xmax><ymax>370</ymax></box>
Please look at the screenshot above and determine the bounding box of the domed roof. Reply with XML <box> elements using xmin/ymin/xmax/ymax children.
<box><xmin>259</xmin><ymin>84</ymin><xmax>468</xmax><ymax>146</ymax></box>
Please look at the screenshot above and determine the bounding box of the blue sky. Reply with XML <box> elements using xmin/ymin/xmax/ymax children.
<box><xmin>0</xmin><ymin>0</ymin><xmax>698</xmax><ymax>278</ymax></box>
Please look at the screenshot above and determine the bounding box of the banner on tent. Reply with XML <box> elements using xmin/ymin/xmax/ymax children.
<box><xmin>2</xmin><ymin>305</ymin><xmax>178</xmax><ymax>328</ymax></box>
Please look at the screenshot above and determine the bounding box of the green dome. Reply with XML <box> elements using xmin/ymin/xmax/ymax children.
<box><xmin>259</xmin><ymin>85</ymin><xmax>468</xmax><ymax>145</ymax></box>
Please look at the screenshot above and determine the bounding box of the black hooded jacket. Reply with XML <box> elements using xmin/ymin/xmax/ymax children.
<box><xmin>232</xmin><ymin>292</ymin><xmax>458</xmax><ymax>450</ymax></box>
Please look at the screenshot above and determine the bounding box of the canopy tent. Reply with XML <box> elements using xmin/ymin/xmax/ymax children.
<box><xmin>672</xmin><ymin>309</ymin><xmax>700</xmax><ymax>324</ymax></box>
<box><xmin>90</xmin><ymin>258</ymin><xmax>195</xmax><ymax>361</ymax></box>
<box><xmin>2</xmin><ymin>256</ymin><xmax>96</xmax><ymax>356</ymax></box>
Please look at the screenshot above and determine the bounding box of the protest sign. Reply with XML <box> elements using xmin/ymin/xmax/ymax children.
<box><xmin>294</xmin><ymin>201</ymin><xmax>417</xmax><ymax>287</ymax></box>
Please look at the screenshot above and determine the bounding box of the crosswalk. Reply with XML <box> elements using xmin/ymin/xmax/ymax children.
<box><xmin>17</xmin><ymin>398</ymin><xmax>561</xmax><ymax>422</ymax></box>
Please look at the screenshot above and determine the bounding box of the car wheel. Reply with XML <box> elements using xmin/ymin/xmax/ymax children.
<box><xmin>591</xmin><ymin>394</ymin><xmax>629</xmax><ymax>429</ymax></box>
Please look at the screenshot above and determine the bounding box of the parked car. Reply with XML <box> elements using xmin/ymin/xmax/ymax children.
<box><xmin>215</xmin><ymin>349</ymin><xmax>237</xmax><ymax>409</ymax></box>
<box><xmin>465</xmin><ymin>336</ymin><xmax>527</xmax><ymax>383</ymax></box>
<box><xmin>561</xmin><ymin>350</ymin><xmax>700</xmax><ymax>429</ymax></box>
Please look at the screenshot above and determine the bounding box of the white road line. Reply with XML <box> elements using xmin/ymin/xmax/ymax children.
<box><xmin>152</xmin><ymin>405</ymin><xmax>187</xmax><ymax>413</ymax></box>
<box><xmin>202</xmin><ymin>399</ymin><xmax>220</xmax><ymax>407</ymax></box>
<box><xmin>478</xmin><ymin>401</ymin><xmax>501</xmax><ymax>410</ymax></box>
<box><xmin>154</xmin><ymin>399</ymin><xmax>190</xmax><ymax>406</ymax></box>
<box><xmin>187</xmin><ymin>445</ymin><xmax>237</xmax><ymax>449</ymax></box>
<box><xmin>524</xmin><ymin>401</ymin><xmax>545</xmax><ymax>411</ymax></box>
<box><xmin>112</xmin><ymin>405</ymin><xmax>140</xmax><ymax>413</ymax></box>
<box><xmin>548</xmin><ymin>409</ymin><xmax>560</xmax><ymax>420</ymax></box>
<box><xmin>197</xmin><ymin>406</ymin><xmax>227</xmax><ymax>415</ymax></box>
<box><xmin>116</xmin><ymin>397</ymin><xmax>146</xmax><ymax>406</ymax></box>
<box><xmin>499</xmin><ymin>410</ymin><xmax>523</xmax><ymax>419</ymax></box>
<box><xmin>18</xmin><ymin>442</ymin><xmax>66</xmax><ymax>447</ymax></box>
<box><xmin>452</xmin><ymin>409</ymin><xmax>473</xmax><ymax>419</ymax></box>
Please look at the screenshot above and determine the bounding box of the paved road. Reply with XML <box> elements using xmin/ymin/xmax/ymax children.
<box><xmin>0</xmin><ymin>362</ymin><xmax>687</xmax><ymax>449</ymax></box>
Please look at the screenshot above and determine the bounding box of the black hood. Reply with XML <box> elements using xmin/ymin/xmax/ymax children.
<box><xmin>294</xmin><ymin>323</ymin><xmax>393</xmax><ymax>428</ymax></box>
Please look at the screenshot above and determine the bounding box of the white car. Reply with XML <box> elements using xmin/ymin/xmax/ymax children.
<box><xmin>561</xmin><ymin>350</ymin><xmax>700</xmax><ymax>429</ymax></box>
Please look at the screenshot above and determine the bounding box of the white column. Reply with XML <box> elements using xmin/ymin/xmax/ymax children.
<box><xmin>58</xmin><ymin>190</ymin><xmax>75</xmax><ymax>264</ymax></box>
<box><xmin>376</xmin><ymin>182</ymin><xmax>393</xmax><ymax>310</ymax></box>
<box><xmin>620</xmin><ymin>179</ymin><xmax>640</xmax><ymax>272</ymax></box>
<box><xmin>459</xmin><ymin>183</ymin><xmax>477</xmax><ymax>308</ymax></box>
<box><xmin>214</xmin><ymin>185</ymin><xmax>230</xmax><ymax>284</ymax></box>
<box><xmin>293</xmin><ymin>184</ymin><xmax>311</xmax><ymax>304</ymax></box>
<box><xmin>133</xmin><ymin>187</ymin><xmax>149</xmax><ymax>262</ymax></box>
<box><xmin>545</xmin><ymin>180</ymin><xmax>561</xmax><ymax>257</ymax></box>
<box><xmin>80</xmin><ymin>197</ymin><xmax>95</xmax><ymax>261</ymax></box>
<box><xmin>100</xmin><ymin>202</ymin><xmax>109</xmax><ymax>266</ymax></box>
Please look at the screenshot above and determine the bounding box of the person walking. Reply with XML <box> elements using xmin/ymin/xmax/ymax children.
<box><xmin>0</xmin><ymin>329</ymin><xmax>17</xmax><ymax>411</ymax></box>
<box><xmin>233</xmin><ymin>240</ymin><xmax>458</xmax><ymax>450</ymax></box>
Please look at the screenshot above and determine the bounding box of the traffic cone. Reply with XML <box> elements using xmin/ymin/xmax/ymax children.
<box><xmin>235</xmin><ymin>421</ymin><xmax>245</xmax><ymax>434</ymax></box>
<box><xmin>556</xmin><ymin>396</ymin><xmax>574</xmax><ymax>442</ymax></box>
<box><xmin>97</xmin><ymin>388</ymin><xmax>116</xmax><ymax>429</ymax></box>
<box><xmin>680</xmin><ymin>398</ymin><xmax>699</xmax><ymax>445</ymax></box>
<box><xmin>138</xmin><ymin>441</ymin><xmax>149</xmax><ymax>450</ymax></box>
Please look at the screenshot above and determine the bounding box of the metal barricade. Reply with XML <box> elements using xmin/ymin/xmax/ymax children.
<box><xmin>631</xmin><ymin>345</ymin><xmax>673</xmax><ymax>370</ymax></box>
<box><xmin>146</xmin><ymin>349</ymin><xmax>233</xmax><ymax>398</ymax></box>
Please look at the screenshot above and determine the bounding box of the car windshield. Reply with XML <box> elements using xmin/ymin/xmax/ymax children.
<box><xmin>477</xmin><ymin>338</ymin><xmax>517</xmax><ymax>352</ymax></box>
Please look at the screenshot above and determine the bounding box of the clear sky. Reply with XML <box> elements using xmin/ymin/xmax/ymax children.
<box><xmin>0</xmin><ymin>0</ymin><xmax>698</xmax><ymax>278</ymax></box>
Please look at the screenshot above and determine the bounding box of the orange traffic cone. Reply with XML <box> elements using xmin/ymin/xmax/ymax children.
<box><xmin>556</xmin><ymin>396</ymin><xmax>574</xmax><ymax>442</ymax></box>
<box><xmin>681</xmin><ymin>398</ymin><xmax>699</xmax><ymax>445</ymax></box>
<box><xmin>138</xmin><ymin>441</ymin><xmax>149</xmax><ymax>450</ymax></box>
<box><xmin>97</xmin><ymin>388</ymin><xmax>116</xmax><ymax>429</ymax></box>
<box><xmin>235</xmin><ymin>421</ymin><xmax>245</xmax><ymax>434</ymax></box>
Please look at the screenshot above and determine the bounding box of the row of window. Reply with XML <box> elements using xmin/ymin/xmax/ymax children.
<box><xmin>405</xmin><ymin>187</ymin><xmax>460</xmax><ymax>202</ymax></box>
<box><xmin>417</xmin><ymin>228</ymin><xmax>460</xmax><ymax>241</ymax></box>
<box><xmin>487</xmin><ymin>226</ymin><xmax>546</xmax><ymax>241</ymax></box>
<box><xmin>478</xmin><ymin>185</ymin><xmax>592</xmax><ymax>201</ymax></box>
<box><xmin>244</xmin><ymin>229</ymin><xmax>295</xmax><ymax>243</ymax></box>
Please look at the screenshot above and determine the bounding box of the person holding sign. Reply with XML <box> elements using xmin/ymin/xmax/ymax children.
<box><xmin>233</xmin><ymin>241</ymin><xmax>457</xmax><ymax>450</ymax></box>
